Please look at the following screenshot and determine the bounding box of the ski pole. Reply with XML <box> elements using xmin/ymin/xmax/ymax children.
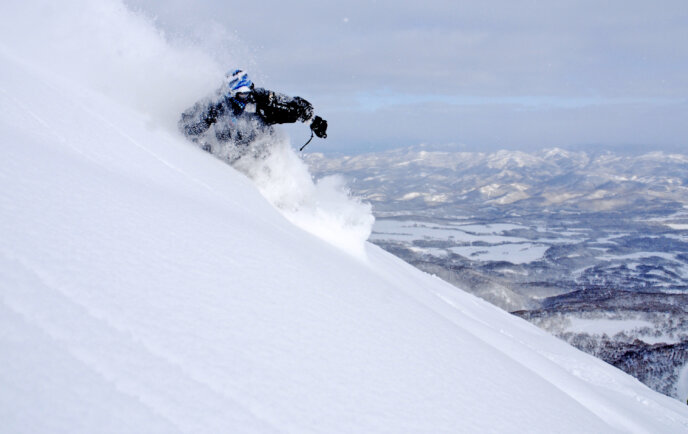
<box><xmin>299</xmin><ymin>131</ymin><xmax>314</xmax><ymax>152</ymax></box>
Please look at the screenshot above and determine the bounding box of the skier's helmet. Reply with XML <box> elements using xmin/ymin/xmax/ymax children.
<box><xmin>226</xmin><ymin>69</ymin><xmax>253</xmax><ymax>97</ymax></box>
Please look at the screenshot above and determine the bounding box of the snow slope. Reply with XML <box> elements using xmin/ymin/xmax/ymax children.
<box><xmin>2</xmin><ymin>2</ymin><xmax>688</xmax><ymax>433</ymax></box>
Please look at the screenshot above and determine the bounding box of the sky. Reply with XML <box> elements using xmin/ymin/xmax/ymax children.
<box><xmin>125</xmin><ymin>0</ymin><xmax>688</xmax><ymax>155</ymax></box>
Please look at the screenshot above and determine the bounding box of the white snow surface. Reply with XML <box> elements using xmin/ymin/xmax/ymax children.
<box><xmin>566</xmin><ymin>319</ymin><xmax>655</xmax><ymax>337</ymax></box>
<box><xmin>2</xmin><ymin>1</ymin><xmax>688</xmax><ymax>433</ymax></box>
<box><xmin>450</xmin><ymin>243</ymin><xmax>550</xmax><ymax>264</ymax></box>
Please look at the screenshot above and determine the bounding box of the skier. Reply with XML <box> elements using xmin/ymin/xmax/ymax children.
<box><xmin>179</xmin><ymin>69</ymin><xmax>327</xmax><ymax>157</ymax></box>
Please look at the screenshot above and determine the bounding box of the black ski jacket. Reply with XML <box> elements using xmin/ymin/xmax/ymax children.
<box><xmin>179</xmin><ymin>87</ymin><xmax>313</xmax><ymax>146</ymax></box>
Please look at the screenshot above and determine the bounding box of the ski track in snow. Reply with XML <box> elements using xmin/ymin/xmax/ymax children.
<box><xmin>1</xmin><ymin>253</ymin><xmax>281</xmax><ymax>433</ymax></box>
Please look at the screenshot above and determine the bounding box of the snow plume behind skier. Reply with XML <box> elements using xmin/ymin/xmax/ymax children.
<box><xmin>234</xmin><ymin>140</ymin><xmax>374</xmax><ymax>259</ymax></box>
<box><xmin>4</xmin><ymin>0</ymin><xmax>371</xmax><ymax>257</ymax></box>
<box><xmin>180</xmin><ymin>70</ymin><xmax>373</xmax><ymax>258</ymax></box>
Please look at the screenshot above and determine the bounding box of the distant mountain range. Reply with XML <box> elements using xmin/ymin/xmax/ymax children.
<box><xmin>306</xmin><ymin>146</ymin><xmax>688</xmax><ymax>218</ymax></box>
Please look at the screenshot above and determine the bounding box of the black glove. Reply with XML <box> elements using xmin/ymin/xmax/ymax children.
<box><xmin>310</xmin><ymin>116</ymin><xmax>328</xmax><ymax>138</ymax></box>
<box><xmin>292</xmin><ymin>96</ymin><xmax>314</xmax><ymax>122</ymax></box>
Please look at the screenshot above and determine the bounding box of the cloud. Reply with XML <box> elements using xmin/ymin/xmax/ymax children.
<box><xmin>126</xmin><ymin>0</ymin><xmax>688</xmax><ymax>153</ymax></box>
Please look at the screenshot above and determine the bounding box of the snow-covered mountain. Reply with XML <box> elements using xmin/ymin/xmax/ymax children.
<box><xmin>306</xmin><ymin>145</ymin><xmax>688</xmax><ymax>217</ymax></box>
<box><xmin>2</xmin><ymin>1</ymin><xmax>688</xmax><ymax>432</ymax></box>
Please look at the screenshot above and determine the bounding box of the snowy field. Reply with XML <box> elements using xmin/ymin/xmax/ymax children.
<box><xmin>449</xmin><ymin>243</ymin><xmax>551</xmax><ymax>264</ymax></box>
<box><xmin>566</xmin><ymin>318</ymin><xmax>655</xmax><ymax>337</ymax></box>
<box><xmin>372</xmin><ymin>219</ymin><xmax>552</xmax><ymax>264</ymax></box>
<box><xmin>371</xmin><ymin>219</ymin><xmax>530</xmax><ymax>244</ymax></box>
<box><xmin>597</xmin><ymin>252</ymin><xmax>679</xmax><ymax>262</ymax></box>
<box><xmin>2</xmin><ymin>1</ymin><xmax>688</xmax><ymax>432</ymax></box>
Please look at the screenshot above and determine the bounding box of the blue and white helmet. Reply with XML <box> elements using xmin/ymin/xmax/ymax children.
<box><xmin>226</xmin><ymin>69</ymin><xmax>253</xmax><ymax>96</ymax></box>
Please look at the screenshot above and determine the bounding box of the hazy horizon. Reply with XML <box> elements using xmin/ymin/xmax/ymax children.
<box><xmin>126</xmin><ymin>0</ymin><xmax>688</xmax><ymax>155</ymax></box>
